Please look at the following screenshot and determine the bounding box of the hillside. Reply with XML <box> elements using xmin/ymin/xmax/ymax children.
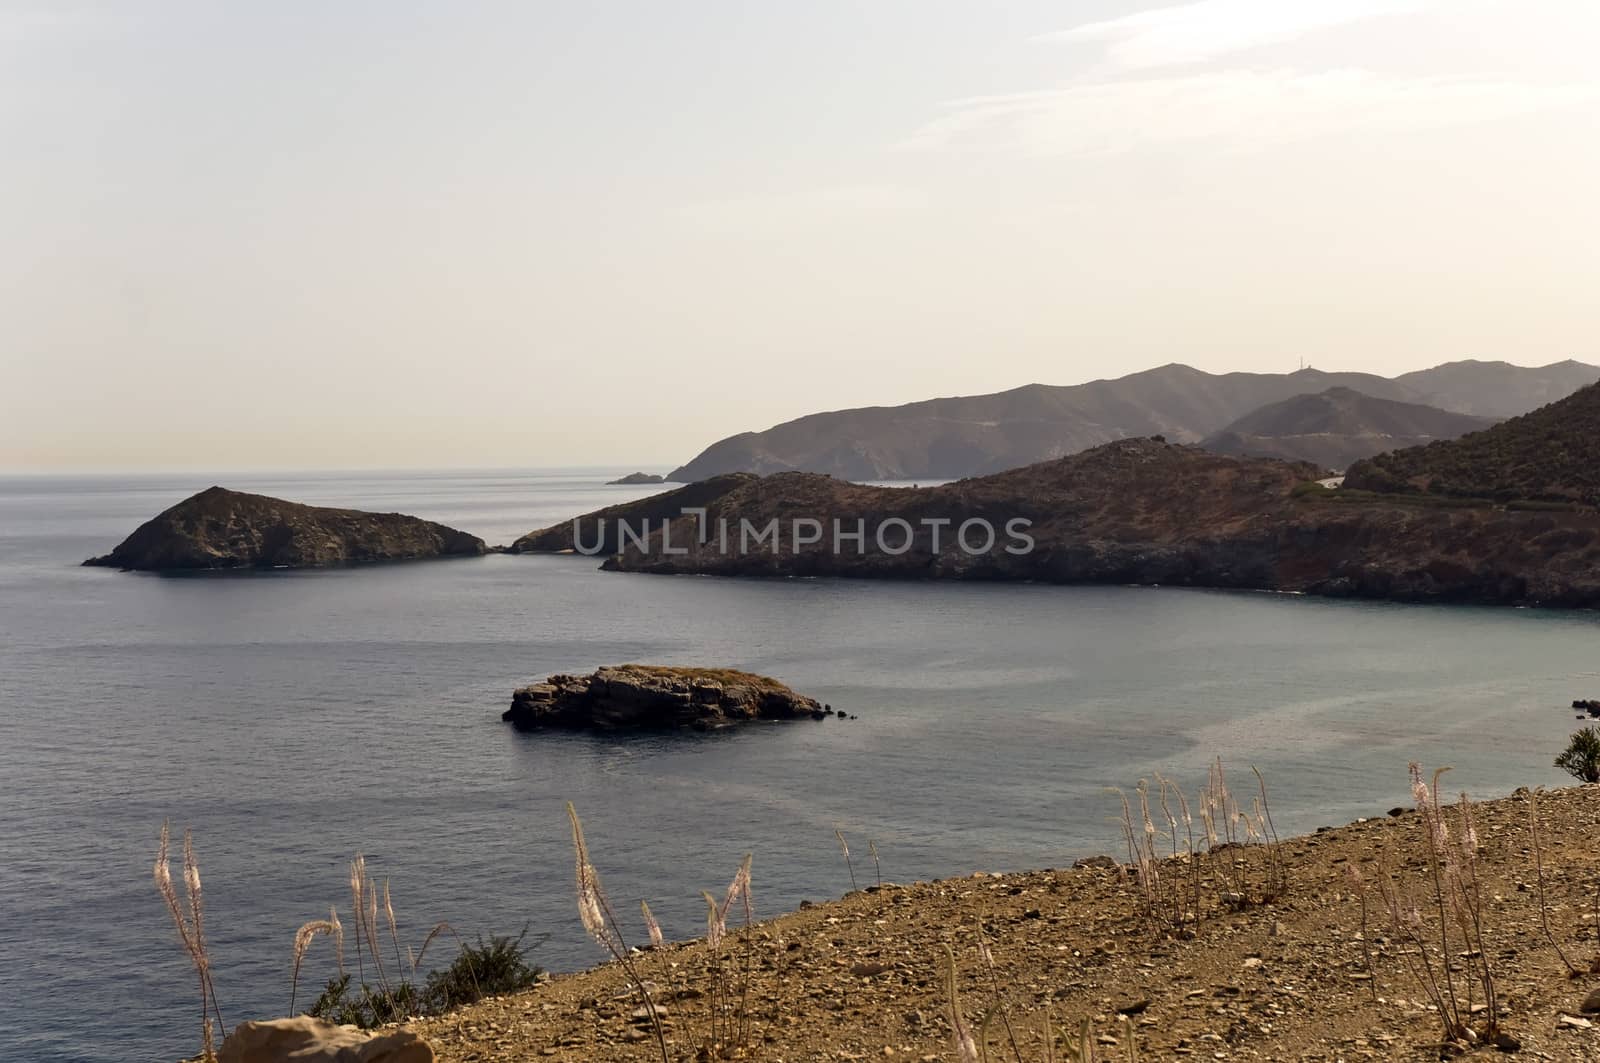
<box><xmin>667</xmin><ymin>361</ymin><xmax>1599</xmax><ymax>482</ymax></box>
<box><xmin>1396</xmin><ymin>357</ymin><xmax>1600</xmax><ymax>418</ymax></box>
<box><xmin>1201</xmin><ymin>387</ymin><xmax>1497</xmax><ymax>471</ymax></box>
<box><xmin>408</xmin><ymin>784</ymin><xmax>1600</xmax><ymax>1061</ymax></box>
<box><xmin>1346</xmin><ymin>381</ymin><xmax>1600</xmax><ymax>508</ymax></box>
<box><xmin>522</xmin><ymin>439</ymin><xmax>1600</xmax><ymax>607</ymax></box>
<box><xmin>83</xmin><ymin>487</ymin><xmax>486</xmax><ymax>570</ymax></box>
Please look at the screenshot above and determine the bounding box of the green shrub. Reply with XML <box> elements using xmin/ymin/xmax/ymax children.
<box><xmin>1556</xmin><ymin>726</ymin><xmax>1600</xmax><ymax>784</ymax></box>
<box><xmin>308</xmin><ymin>974</ymin><xmax>419</xmax><ymax>1028</ymax></box>
<box><xmin>306</xmin><ymin>928</ymin><xmax>544</xmax><ymax>1028</ymax></box>
<box><xmin>423</xmin><ymin>927</ymin><xmax>543</xmax><ymax>1011</ymax></box>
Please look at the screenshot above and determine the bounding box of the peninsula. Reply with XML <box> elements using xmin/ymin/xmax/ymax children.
<box><xmin>517</xmin><ymin>383</ymin><xmax>1600</xmax><ymax>608</ymax></box>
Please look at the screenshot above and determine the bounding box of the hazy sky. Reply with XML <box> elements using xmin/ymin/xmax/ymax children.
<box><xmin>4</xmin><ymin>0</ymin><xmax>1597</xmax><ymax>471</ymax></box>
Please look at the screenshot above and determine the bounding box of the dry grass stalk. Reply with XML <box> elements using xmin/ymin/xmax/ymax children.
<box><xmin>383</xmin><ymin>880</ymin><xmax>406</xmax><ymax>980</ymax></box>
<box><xmin>836</xmin><ymin>829</ymin><xmax>858</xmax><ymax>892</ymax></box>
<box><xmin>697</xmin><ymin>854</ymin><xmax>758</xmax><ymax>1055</ymax></box>
<box><xmin>154</xmin><ymin>822</ymin><xmax>225</xmax><ymax>1061</ymax></box>
<box><xmin>1528</xmin><ymin>789</ymin><xmax>1584</xmax><ymax>978</ymax></box>
<box><xmin>410</xmin><ymin>921</ymin><xmax>453</xmax><ymax>977</ymax></box>
<box><xmin>565</xmin><ymin>802</ymin><xmax>669</xmax><ymax>1063</ymax></box>
<box><xmin>348</xmin><ymin>857</ymin><xmax>366</xmax><ymax>988</ymax></box>
<box><xmin>975</xmin><ymin>922</ymin><xmax>1024</xmax><ymax>1061</ymax></box>
<box><xmin>1112</xmin><ymin>761</ymin><xmax>1286</xmax><ymax>934</ymax></box>
<box><xmin>290</xmin><ymin>913</ymin><xmax>341</xmax><ymax>1013</ymax></box>
<box><xmin>1344</xmin><ymin>864</ymin><xmax>1379</xmax><ymax>1003</ymax></box>
<box><xmin>344</xmin><ymin>855</ymin><xmax>398</xmax><ymax>1018</ymax></box>
<box><xmin>640</xmin><ymin>900</ymin><xmax>664</xmax><ymax>949</ymax></box>
<box><xmin>1375</xmin><ymin>763</ymin><xmax>1505</xmax><ymax>1047</ymax></box>
<box><xmin>288</xmin><ymin>858</ymin><xmax>478</xmax><ymax>1024</ymax></box>
<box><xmin>941</xmin><ymin>944</ymin><xmax>979</xmax><ymax>1063</ymax></box>
<box><xmin>942</xmin><ymin>939</ymin><xmax>1143</xmax><ymax>1062</ymax></box>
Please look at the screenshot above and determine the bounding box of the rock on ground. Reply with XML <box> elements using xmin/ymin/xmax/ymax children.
<box><xmin>217</xmin><ymin>1016</ymin><xmax>433</xmax><ymax>1062</ymax></box>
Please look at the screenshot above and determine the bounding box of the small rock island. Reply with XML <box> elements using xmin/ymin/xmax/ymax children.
<box><xmin>605</xmin><ymin>472</ymin><xmax>667</xmax><ymax>485</ymax></box>
<box><xmin>84</xmin><ymin>486</ymin><xmax>487</xmax><ymax>571</ymax></box>
<box><xmin>503</xmin><ymin>665</ymin><xmax>826</xmax><ymax>731</ymax></box>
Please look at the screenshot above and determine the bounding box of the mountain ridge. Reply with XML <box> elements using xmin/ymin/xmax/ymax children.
<box><xmin>667</xmin><ymin>360</ymin><xmax>1599</xmax><ymax>482</ymax></box>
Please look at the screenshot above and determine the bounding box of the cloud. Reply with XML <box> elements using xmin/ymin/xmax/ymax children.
<box><xmin>903</xmin><ymin>69</ymin><xmax>1599</xmax><ymax>157</ymax></box>
<box><xmin>1043</xmin><ymin>0</ymin><xmax>1435</xmax><ymax>69</ymax></box>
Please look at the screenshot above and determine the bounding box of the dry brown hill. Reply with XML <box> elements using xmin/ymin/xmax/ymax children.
<box><xmin>1347</xmin><ymin>382</ymin><xmax>1600</xmax><ymax>508</ymax></box>
<box><xmin>1202</xmin><ymin>387</ymin><xmax>1496</xmax><ymax>471</ymax></box>
<box><xmin>523</xmin><ymin>439</ymin><xmax>1600</xmax><ymax>607</ymax></box>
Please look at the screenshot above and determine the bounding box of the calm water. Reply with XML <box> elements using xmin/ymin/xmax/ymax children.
<box><xmin>1</xmin><ymin>470</ymin><xmax>1596</xmax><ymax>1062</ymax></box>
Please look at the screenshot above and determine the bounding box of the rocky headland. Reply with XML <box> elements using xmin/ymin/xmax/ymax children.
<box><xmin>84</xmin><ymin>486</ymin><xmax>486</xmax><ymax>571</ymax></box>
<box><xmin>606</xmin><ymin>472</ymin><xmax>668</xmax><ymax>485</ymax></box>
<box><xmin>515</xmin><ymin>433</ymin><xmax>1600</xmax><ymax>608</ymax></box>
<box><xmin>502</xmin><ymin>665</ymin><xmax>826</xmax><ymax>731</ymax></box>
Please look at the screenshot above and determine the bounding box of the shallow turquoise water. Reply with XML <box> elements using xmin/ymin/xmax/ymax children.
<box><xmin>1</xmin><ymin>470</ymin><xmax>1595</xmax><ymax>1062</ymax></box>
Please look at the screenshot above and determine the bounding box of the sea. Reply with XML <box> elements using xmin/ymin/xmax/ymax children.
<box><xmin>1</xmin><ymin>469</ymin><xmax>1595</xmax><ymax>1062</ymax></box>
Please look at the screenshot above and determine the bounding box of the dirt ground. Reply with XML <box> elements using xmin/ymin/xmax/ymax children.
<box><xmin>409</xmin><ymin>785</ymin><xmax>1600</xmax><ymax>1062</ymax></box>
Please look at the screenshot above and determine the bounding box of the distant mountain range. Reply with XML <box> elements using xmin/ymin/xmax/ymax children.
<box><xmin>1347</xmin><ymin>379</ymin><xmax>1600</xmax><ymax>507</ymax></box>
<box><xmin>1201</xmin><ymin>388</ymin><xmax>1498</xmax><ymax>472</ymax></box>
<box><xmin>667</xmin><ymin>360</ymin><xmax>1600</xmax><ymax>481</ymax></box>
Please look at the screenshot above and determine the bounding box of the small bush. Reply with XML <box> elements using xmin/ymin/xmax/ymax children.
<box><xmin>308</xmin><ymin>974</ymin><xmax>419</xmax><ymax>1028</ymax></box>
<box><xmin>1556</xmin><ymin>726</ymin><xmax>1600</xmax><ymax>783</ymax></box>
<box><xmin>424</xmin><ymin>927</ymin><xmax>543</xmax><ymax>1011</ymax></box>
<box><xmin>291</xmin><ymin>855</ymin><xmax>545</xmax><ymax>1028</ymax></box>
<box><xmin>305</xmin><ymin>929</ymin><xmax>543</xmax><ymax>1028</ymax></box>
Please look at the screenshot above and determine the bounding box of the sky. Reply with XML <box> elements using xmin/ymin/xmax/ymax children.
<box><xmin>3</xmin><ymin>0</ymin><xmax>1598</xmax><ymax>471</ymax></box>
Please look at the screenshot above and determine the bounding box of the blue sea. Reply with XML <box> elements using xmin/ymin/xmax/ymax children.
<box><xmin>1</xmin><ymin>469</ymin><xmax>1595</xmax><ymax>1062</ymax></box>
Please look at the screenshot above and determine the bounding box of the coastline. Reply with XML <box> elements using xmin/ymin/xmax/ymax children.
<box><xmin>399</xmin><ymin>783</ymin><xmax>1600</xmax><ymax>1061</ymax></box>
<box><xmin>518</xmin><ymin>442</ymin><xmax>1600</xmax><ymax>611</ymax></box>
